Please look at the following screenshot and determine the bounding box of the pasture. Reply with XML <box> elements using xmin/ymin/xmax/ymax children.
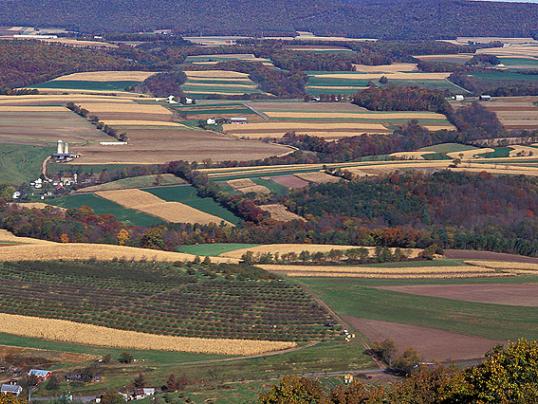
<box><xmin>0</xmin><ymin>260</ymin><xmax>337</xmax><ymax>348</ymax></box>
<box><xmin>182</xmin><ymin>70</ymin><xmax>266</xmax><ymax>98</ymax></box>
<box><xmin>77</xmin><ymin>174</ymin><xmax>186</xmax><ymax>193</ymax></box>
<box><xmin>0</xmin><ymin>144</ymin><xmax>53</xmax><ymax>184</ymax></box>
<box><xmin>299</xmin><ymin>274</ymin><xmax>538</xmax><ymax>361</ymax></box>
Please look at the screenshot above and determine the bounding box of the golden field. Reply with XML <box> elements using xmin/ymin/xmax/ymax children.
<box><xmin>353</xmin><ymin>63</ymin><xmax>418</xmax><ymax>73</ymax></box>
<box><xmin>96</xmin><ymin>189</ymin><xmax>232</xmax><ymax>226</ymax></box>
<box><xmin>99</xmin><ymin>120</ymin><xmax>185</xmax><ymax>127</ymax></box>
<box><xmin>0</xmin><ymin>106</ymin><xmax>67</xmax><ymax>112</ymax></box>
<box><xmin>76</xmin><ymin>102</ymin><xmax>173</xmax><ymax>115</ymax></box>
<box><xmin>0</xmin><ymin>313</ymin><xmax>295</xmax><ymax>355</ymax></box>
<box><xmin>263</xmin><ymin>111</ymin><xmax>448</xmax><ymax>120</ymax></box>
<box><xmin>311</xmin><ymin>72</ymin><xmax>451</xmax><ymax>80</ymax></box>
<box><xmin>53</xmin><ymin>71</ymin><xmax>158</xmax><ymax>82</ymax></box>
<box><xmin>259</xmin><ymin>204</ymin><xmax>306</xmax><ymax>223</ymax></box>
<box><xmin>184</xmin><ymin>70</ymin><xmax>250</xmax><ymax>79</ymax></box>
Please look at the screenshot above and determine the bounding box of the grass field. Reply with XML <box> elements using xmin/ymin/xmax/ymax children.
<box><xmin>177</xmin><ymin>243</ymin><xmax>260</xmax><ymax>256</ymax></box>
<box><xmin>0</xmin><ymin>144</ymin><xmax>53</xmax><ymax>184</ymax></box>
<box><xmin>470</xmin><ymin>71</ymin><xmax>538</xmax><ymax>82</ymax></box>
<box><xmin>48</xmin><ymin>193</ymin><xmax>164</xmax><ymax>226</ymax></box>
<box><xmin>185</xmin><ymin>54</ymin><xmax>274</xmax><ymax>67</ymax></box>
<box><xmin>33</xmin><ymin>80</ymin><xmax>142</xmax><ymax>91</ymax></box>
<box><xmin>78</xmin><ymin>174</ymin><xmax>185</xmax><ymax>193</ymax></box>
<box><xmin>146</xmin><ymin>185</ymin><xmax>241</xmax><ymax>225</ymax></box>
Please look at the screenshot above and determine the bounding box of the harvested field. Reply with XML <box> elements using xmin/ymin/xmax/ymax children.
<box><xmin>0</xmin><ymin>229</ymin><xmax>54</xmax><ymax>246</ymax></box>
<box><xmin>0</xmin><ymin>106</ymin><xmax>67</xmax><ymax>112</ymax></box>
<box><xmin>294</xmin><ymin>172</ymin><xmax>341</xmax><ymax>184</ymax></box>
<box><xmin>344</xmin><ymin>317</ymin><xmax>502</xmax><ymax>362</ymax></box>
<box><xmin>445</xmin><ymin>249</ymin><xmax>538</xmax><ymax>263</ymax></box>
<box><xmin>0</xmin><ymin>110</ymin><xmax>108</xmax><ymax>146</ymax></box>
<box><xmin>227</xmin><ymin>179</ymin><xmax>271</xmax><ymax>195</ymax></box>
<box><xmin>76</xmin><ymin>102</ymin><xmax>172</xmax><ymax>115</ymax></box>
<box><xmin>99</xmin><ymin>120</ymin><xmax>184</xmax><ymax>127</ymax></box>
<box><xmin>509</xmin><ymin>145</ymin><xmax>538</xmax><ymax>157</ymax></box>
<box><xmin>413</xmin><ymin>54</ymin><xmax>473</xmax><ymax>64</ymax></box>
<box><xmin>53</xmin><ymin>71</ymin><xmax>158</xmax><ymax>82</ymax></box>
<box><xmin>11</xmin><ymin>202</ymin><xmax>65</xmax><ymax>211</ymax></box>
<box><xmin>446</xmin><ymin>148</ymin><xmax>495</xmax><ymax>159</ymax></box>
<box><xmin>223</xmin><ymin>122</ymin><xmax>388</xmax><ymax>131</ymax></box>
<box><xmin>263</xmin><ymin>111</ymin><xmax>448</xmax><ymax>120</ymax></box>
<box><xmin>229</xmin><ymin>131</ymin><xmax>389</xmax><ymax>140</ymax></box>
<box><xmin>390</xmin><ymin>151</ymin><xmax>437</xmax><ymax>160</ymax></box>
<box><xmin>71</xmin><ymin>128</ymin><xmax>291</xmax><ymax>164</ymax></box>
<box><xmin>0</xmin><ymin>242</ymin><xmax>235</xmax><ymax>263</ymax></box>
<box><xmin>257</xmin><ymin>264</ymin><xmax>499</xmax><ymax>278</ymax></box>
<box><xmin>466</xmin><ymin>261</ymin><xmax>538</xmax><ymax>271</ymax></box>
<box><xmin>0</xmin><ymin>95</ymin><xmax>147</xmax><ymax>105</ymax></box>
<box><xmin>378</xmin><ymin>284</ymin><xmax>538</xmax><ymax>307</ymax></box>
<box><xmin>96</xmin><ymin>189</ymin><xmax>232</xmax><ymax>226</ymax></box>
<box><xmin>0</xmin><ymin>313</ymin><xmax>293</xmax><ymax>355</ymax></box>
<box><xmin>184</xmin><ymin>70</ymin><xmax>249</xmax><ymax>79</ymax></box>
<box><xmin>353</xmin><ymin>63</ymin><xmax>418</xmax><ymax>73</ymax></box>
<box><xmin>259</xmin><ymin>204</ymin><xmax>306</xmax><ymax>222</ymax></box>
<box><xmin>270</xmin><ymin>175</ymin><xmax>310</xmax><ymax>189</ymax></box>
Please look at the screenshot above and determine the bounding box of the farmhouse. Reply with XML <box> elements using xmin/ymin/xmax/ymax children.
<box><xmin>0</xmin><ymin>384</ymin><xmax>22</xmax><ymax>397</ymax></box>
<box><xmin>28</xmin><ymin>369</ymin><xmax>52</xmax><ymax>381</ymax></box>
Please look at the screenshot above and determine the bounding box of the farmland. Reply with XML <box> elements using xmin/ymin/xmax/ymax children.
<box><xmin>477</xmin><ymin>96</ymin><xmax>538</xmax><ymax>130</ymax></box>
<box><xmin>299</xmin><ymin>274</ymin><xmax>538</xmax><ymax>361</ymax></box>
<box><xmin>77</xmin><ymin>174</ymin><xmax>185</xmax><ymax>193</ymax></box>
<box><xmin>0</xmin><ymin>144</ymin><xmax>53</xmax><ymax>184</ymax></box>
<box><xmin>95</xmin><ymin>189</ymin><xmax>233</xmax><ymax>226</ymax></box>
<box><xmin>145</xmin><ymin>185</ymin><xmax>241</xmax><ymax>225</ymax></box>
<box><xmin>306</xmin><ymin>71</ymin><xmax>465</xmax><ymax>95</ymax></box>
<box><xmin>182</xmin><ymin>70</ymin><xmax>266</xmax><ymax>98</ymax></box>
<box><xmin>185</xmin><ymin>53</ymin><xmax>274</xmax><ymax>67</ymax></box>
<box><xmin>221</xmin><ymin>101</ymin><xmax>454</xmax><ymax>140</ymax></box>
<box><xmin>48</xmin><ymin>193</ymin><xmax>165</xmax><ymax>227</ymax></box>
<box><xmin>32</xmin><ymin>71</ymin><xmax>157</xmax><ymax>92</ymax></box>
<box><xmin>0</xmin><ymin>260</ymin><xmax>338</xmax><ymax>347</ymax></box>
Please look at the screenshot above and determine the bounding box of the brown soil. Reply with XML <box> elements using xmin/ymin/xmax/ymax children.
<box><xmin>73</xmin><ymin>128</ymin><xmax>291</xmax><ymax>164</ymax></box>
<box><xmin>445</xmin><ymin>249</ymin><xmax>538</xmax><ymax>263</ymax></box>
<box><xmin>344</xmin><ymin>316</ymin><xmax>502</xmax><ymax>362</ymax></box>
<box><xmin>377</xmin><ymin>283</ymin><xmax>538</xmax><ymax>307</ymax></box>
<box><xmin>270</xmin><ymin>175</ymin><xmax>310</xmax><ymax>189</ymax></box>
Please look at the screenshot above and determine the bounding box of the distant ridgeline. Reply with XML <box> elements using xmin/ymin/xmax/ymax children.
<box><xmin>1</xmin><ymin>0</ymin><xmax>538</xmax><ymax>39</ymax></box>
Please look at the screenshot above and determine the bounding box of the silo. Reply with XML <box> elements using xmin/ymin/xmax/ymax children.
<box><xmin>64</xmin><ymin>142</ymin><xmax>69</xmax><ymax>154</ymax></box>
<box><xmin>57</xmin><ymin>140</ymin><xmax>64</xmax><ymax>155</ymax></box>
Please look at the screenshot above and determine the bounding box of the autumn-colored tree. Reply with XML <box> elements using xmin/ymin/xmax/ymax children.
<box><xmin>100</xmin><ymin>390</ymin><xmax>124</xmax><ymax>404</ymax></box>
<box><xmin>463</xmin><ymin>339</ymin><xmax>538</xmax><ymax>403</ymax></box>
<box><xmin>59</xmin><ymin>233</ymin><xmax>70</xmax><ymax>243</ymax></box>
<box><xmin>117</xmin><ymin>228</ymin><xmax>130</xmax><ymax>246</ymax></box>
<box><xmin>331</xmin><ymin>380</ymin><xmax>386</xmax><ymax>403</ymax></box>
<box><xmin>259</xmin><ymin>375</ymin><xmax>331</xmax><ymax>404</ymax></box>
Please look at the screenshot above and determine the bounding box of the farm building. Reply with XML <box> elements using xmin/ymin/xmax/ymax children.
<box><xmin>454</xmin><ymin>95</ymin><xmax>465</xmax><ymax>101</ymax></box>
<box><xmin>1</xmin><ymin>384</ymin><xmax>22</xmax><ymax>397</ymax></box>
<box><xmin>53</xmin><ymin>139</ymin><xmax>77</xmax><ymax>162</ymax></box>
<box><xmin>230</xmin><ymin>117</ymin><xmax>248</xmax><ymax>124</ymax></box>
<box><xmin>479</xmin><ymin>95</ymin><xmax>492</xmax><ymax>101</ymax></box>
<box><xmin>28</xmin><ymin>369</ymin><xmax>52</xmax><ymax>381</ymax></box>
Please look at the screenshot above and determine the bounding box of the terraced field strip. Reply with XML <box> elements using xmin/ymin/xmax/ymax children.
<box><xmin>227</xmin><ymin>178</ymin><xmax>271</xmax><ymax>195</ymax></box>
<box><xmin>390</xmin><ymin>151</ymin><xmax>437</xmax><ymax>160</ymax></box>
<box><xmin>258</xmin><ymin>264</ymin><xmax>507</xmax><ymax>279</ymax></box>
<box><xmin>353</xmin><ymin>63</ymin><xmax>418</xmax><ymax>73</ymax></box>
<box><xmin>76</xmin><ymin>101</ymin><xmax>173</xmax><ymax>115</ymax></box>
<box><xmin>98</xmin><ymin>120</ymin><xmax>185</xmax><ymax>127</ymax></box>
<box><xmin>96</xmin><ymin>189</ymin><xmax>233</xmax><ymax>226</ymax></box>
<box><xmin>313</xmin><ymin>72</ymin><xmax>451</xmax><ymax>80</ymax></box>
<box><xmin>185</xmin><ymin>54</ymin><xmax>274</xmax><ymax>67</ymax></box>
<box><xmin>0</xmin><ymin>313</ymin><xmax>294</xmax><ymax>355</ymax></box>
<box><xmin>0</xmin><ymin>106</ymin><xmax>67</xmax><ymax>112</ymax></box>
<box><xmin>0</xmin><ymin>95</ymin><xmax>149</xmax><ymax>105</ymax></box>
<box><xmin>52</xmin><ymin>71</ymin><xmax>158</xmax><ymax>82</ymax></box>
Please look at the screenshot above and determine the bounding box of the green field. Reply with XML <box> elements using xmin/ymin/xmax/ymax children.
<box><xmin>177</xmin><ymin>243</ymin><xmax>259</xmax><ymax>256</ymax></box>
<box><xmin>0</xmin><ymin>144</ymin><xmax>53</xmax><ymax>185</ymax></box>
<box><xmin>145</xmin><ymin>185</ymin><xmax>241</xmax><ymax>225</ymax></box>
<box><xmin>79</xmin><ymin>174</ymin><xmax>185</xmax><ymax>192</ymax></box>
<box><xmin>481</xmin><ymin>147</ymin><xmax>512</xmax><ymax>158</ymax></box>
<box><xmin>33</xmin><ymin>80</ymin><xmax>141</xmax><ymax>91</ymax></box>
<box><xmin>299</xmin><ymin>276</ymin><xmax>538</xmax><ymax>341</ymax></box>
<box><xmin>500</xmin><ymin>57</ymin><xmax>538</xmax><ymax>70</ymax></box>
<box><xmin>49</xmin><ymin>193</ymin><xmax>164</xmax><ymax>226</ymax></box>
<box><xmin>419</xmin><ymin>143</ymin><xmax>479</xmax><ymax>153</ymax></box>
<box><xmin>470</xmin><ymin>71</ymin><xmax>538</xmax><ymax>82</ymax></box>
<box><xmin>47</xmin><ymin>163</ymin><xmax>144</xmax><ymax>177</ymax></box>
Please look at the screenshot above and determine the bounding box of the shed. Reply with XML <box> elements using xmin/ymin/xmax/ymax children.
<box><xmin>230</xmin><ymin>117</ymin><xmax>248</xmax><ymax>124</ymax></box>
<box><xmin>479</xmin><ymin>95</ymin><xmax>492</xmax><ymax>101</ymax></box>
<box><xmin>1</xmin><ymin>384</ymin><xmax>22</xmax><ymax>396</ymax></box>
<box><xmin>454</xmin><ymin>95</ymin><xmax>464</xmax><ymax>101</ymax></box>
<box><xmin>28</xmin><ymin>369</ymin><xmax>52</xmax><ymax>380</ymax></box>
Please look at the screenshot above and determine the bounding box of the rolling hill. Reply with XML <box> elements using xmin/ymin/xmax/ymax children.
<box><xmin>1</xmin><ymin>0</ymin><xmax>538</xmax><ymax>39</ymax></box>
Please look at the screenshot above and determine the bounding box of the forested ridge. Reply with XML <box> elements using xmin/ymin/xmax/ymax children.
<box><xmin>2</xmin><ymin>0</ymin><xmax>538</xmax><ymax>39</ymax></box>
